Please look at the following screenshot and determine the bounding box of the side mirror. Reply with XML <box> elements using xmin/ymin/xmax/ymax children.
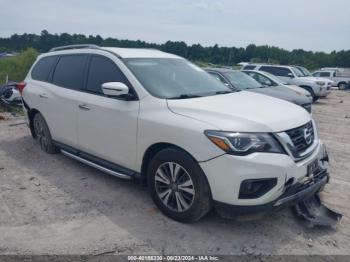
<box><xmin>102</xmin><ymin>82</ymin><xmax>129</xmax><ymax>97</ymax></box>
<box><xmin>287</xmin><ymin>73</ymin><xmax>294</xmax><ymax>78</ymax></box>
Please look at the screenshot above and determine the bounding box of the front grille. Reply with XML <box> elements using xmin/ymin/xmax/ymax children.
<box><xmin>302</xmin><ymin>103</ymin><xmax>312</xmax><ymax>113</ymax></box>
<box><xmin>285</xmin><ymin>121</ymin><xmax>314</xmax><ymax>154</ymax></box>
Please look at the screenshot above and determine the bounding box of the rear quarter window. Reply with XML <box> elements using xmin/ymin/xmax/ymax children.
<box><xmin>31</xmin><ymin>56</ymin><xmax>58</xmax><ymax>81</ymax></box>
<box><xmin>320</xmin><ymin>72</ymin><xmax>331</xmax><ymax>77</ymax></box>
<box><xmin>52</xmin><ymin>55</ymin><xmax>88</xmax><ymax>90</ymax></box>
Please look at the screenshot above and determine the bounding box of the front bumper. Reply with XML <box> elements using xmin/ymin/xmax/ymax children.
<box><xmin>215</xmin><ymin>169</ymin><xmax>329</xmax><ymax>217</ymax></box>
<box><xmin>317</xmin><ymin>85</ymin><xmax>331</xmax><ymax>97</ymax></box>
<box><xmin>199</xmin><ymin>140</ymin><xmax>329</xmax><ymax>208</ymax></box>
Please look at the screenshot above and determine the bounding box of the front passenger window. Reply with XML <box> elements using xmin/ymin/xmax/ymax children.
<box><xmin>86</xmin><ymin>56</ymin><xmax>129</xmax><ymax>95</ymax></box>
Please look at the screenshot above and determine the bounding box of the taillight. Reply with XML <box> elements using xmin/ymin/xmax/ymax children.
<box><xmin>17</xmin><ymin>81</ymin><xmax>26</xmax><ymax>95</ymax></box>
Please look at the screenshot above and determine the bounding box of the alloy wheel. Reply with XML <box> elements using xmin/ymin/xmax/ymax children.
<box><xmin>154</xmin><ymin>162</ymin><xmax>195</xmax><ymax>212</ymax></box>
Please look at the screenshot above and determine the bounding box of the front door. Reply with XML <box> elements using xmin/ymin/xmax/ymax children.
<box><xmin>77</xmin><ymin>55</ymin><xmax>139</xmax><ymax>170</ymax></box>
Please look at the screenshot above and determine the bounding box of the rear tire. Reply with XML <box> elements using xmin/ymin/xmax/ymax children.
<box><xmin>147</xmin><ymin>148</ymin><xmax>212</xmax><ymax>222</ymax></box>
<box><xmin>33</xmin><ymin>113</ymin><xmax>59</xmax><ymax>154</ymax></box>
<box><xmin>338</xmin><ymin>82</ymin><xmax>347</xmax><ymax>90</ymax></box>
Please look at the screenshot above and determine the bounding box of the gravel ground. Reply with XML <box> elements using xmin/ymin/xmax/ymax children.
<box><xmin>0</xmin><ymin>91</ymin><xmax>349</xmax><ymax>256</ymax></box>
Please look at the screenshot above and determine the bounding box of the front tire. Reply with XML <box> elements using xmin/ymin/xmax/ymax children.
<box><xmin>33</xmin><ymin>113</ymin><xmax>59</xmax><ymax>154</ymax></box>
<box><xmin>301</xmin><ymin>86</ymin><xmax>317</xmax><ymax>102</ymax></box>
<box><xmin>147</xmin><ymin>148</ymin><xmax>212</xmax><ymax>222</ymax></box>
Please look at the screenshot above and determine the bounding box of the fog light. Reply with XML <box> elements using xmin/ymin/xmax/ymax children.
<box><xmin>239</xmin><ymin>178</ymin><xmax>277</xmax><ymax>199</ymax></box>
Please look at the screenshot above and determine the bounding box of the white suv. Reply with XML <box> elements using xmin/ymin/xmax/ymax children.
<box><xmin>20</xmin><ymin>45</ymin><xmax>330</xmax><ymax>222</ymax></box>
<box><xmin>243</xmin><ymin>64</ymin><xmax>332</xmax><ymax>101</ymax></box>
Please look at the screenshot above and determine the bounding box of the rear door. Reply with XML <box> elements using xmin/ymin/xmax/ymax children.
<box><xmin>76</xmin><ymin>54</ymin><xmax>139</xmax><ymax>170</ymax></box>
<box><xmin>259</xmin><ymin>66</ymin><xmax>295</xmax><ymax>84</ymax></box>
<box><xmin>43</xmin><ymin>54</ymin><xmax>88</xmax><ymax>148</ymax></box>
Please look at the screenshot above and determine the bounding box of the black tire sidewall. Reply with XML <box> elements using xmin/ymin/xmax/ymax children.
<box><xmin>338</xmin><ymin>83</ymin><xmax>346</xmax><ymax>90</ymax></box>
<box><xmin>147</xmin><ymin>148</ymin><xmax>212</xmax><ymax>222</ymax></box>
<box><xmin>302</xmin><ymin>86</ymin><xmax>316</xmax><ymax>101</ymax></box>
<box><xmin>33</xmin><ymin>113</ymin><xmax>58</xmax><ymax>154</ymax></box>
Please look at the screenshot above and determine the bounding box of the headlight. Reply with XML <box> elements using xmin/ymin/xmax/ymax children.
<box><xmin>205</xmin><ymin>131</ymin><xmax>285</xmax><ymax>156</ymax></box>
<box><xmin>316</xmin><ymin>81</ymin><xmax>325</xmax><ymax>86</ymax></box>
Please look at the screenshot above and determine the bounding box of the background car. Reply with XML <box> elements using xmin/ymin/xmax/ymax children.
<box><xmin>242</xmin><ymin>69</ymin><xmax>312</xmax><ymax>99</ymax></box>
<box><xmin>242</xmin><ymin>64</ymin><xmax>332</xmax><ymax>101</ymax></box>
<box><xmin>205</xmin><ymin>68</ymin><xmax>312</xmax><ymax>113</ymax></box>
<box><xmin>0</xmin><ymin>82</ymin><xmax>22</xmax><ymax>105</ymax></box>
<box><xmin>312</xmin><ymin>70</ymin><xmax>350</xmax><ymax>90</ymax></box>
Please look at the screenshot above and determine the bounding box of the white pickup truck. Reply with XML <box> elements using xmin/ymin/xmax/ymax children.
<box><xmin>242</xmin><ymin>64</ymin><xmax>332</xmax><ymax>101</ymax></box>
<box><xmin>312</xmin><ymin>70</ymin><xmax>350</xmax><ymax>90</ymax></box>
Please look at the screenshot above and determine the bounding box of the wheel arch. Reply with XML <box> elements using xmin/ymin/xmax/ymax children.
<box><xmin>141</xmin><ymin>143</ymin><xmax>198</xmax><ymax>177</ymax></box>
<box><xmin>299</xmin><ymin>85</ymin><xmax>314</xmax><ymax>93</ymax></box>
<box><xmin>338</xmin><ymin>81</ymin><xmax>347</xmax><ymax>87</ymax></box>
<box><xmin>299</xmin><ymin>85</ymin><xmax>316</xmax><ymax>100</ymax></box>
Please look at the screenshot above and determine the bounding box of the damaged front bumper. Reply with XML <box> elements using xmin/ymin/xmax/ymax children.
<box><xmin>215</xmin><ymin>169</ymin><xmax>329</xmax><ymax>218</ymax></box>
<box><xmin>274</xmin><ymin>169</ymin><xmax>328</xmax><ymax>207</ymax></box>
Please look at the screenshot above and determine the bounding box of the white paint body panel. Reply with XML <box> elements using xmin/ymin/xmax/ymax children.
<box><xmin>200</xmin><ymin>141</ymin><xmax>328</xmax><ymax>205</ymax></box>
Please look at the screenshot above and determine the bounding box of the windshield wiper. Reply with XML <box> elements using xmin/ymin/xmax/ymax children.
<box><xmin>167</xmin><ymin>94</ymin><xmax>202</xmax><ymax>99</ymax></box>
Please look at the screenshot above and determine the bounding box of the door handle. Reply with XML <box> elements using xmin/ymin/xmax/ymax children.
<box><xmin>78</xmin><ymin>104</ymin><xmax>91</xmax><ymax>111</ymax></box>
<box><xmin>39</xmin><ymin>93</ymin><xmax>48</xmax><ymax>99</ymax></box>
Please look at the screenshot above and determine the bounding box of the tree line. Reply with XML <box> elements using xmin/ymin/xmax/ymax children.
<box><xmin>1</xmin><ymin>30</ymin><xmax>349</xmax><ymax>70</ymax></box>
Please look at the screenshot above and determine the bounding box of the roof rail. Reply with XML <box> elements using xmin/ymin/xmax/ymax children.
<box><xmin>49</xmin><ymin>44</ymin><xmax>100</xmax><ymax>52</ymax></box>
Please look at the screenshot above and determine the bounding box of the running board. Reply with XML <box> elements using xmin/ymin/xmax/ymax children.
<box><xmin>61</xmin><ymin>150</ymin><xmax>132</xmax><ymax>180</ymax></box>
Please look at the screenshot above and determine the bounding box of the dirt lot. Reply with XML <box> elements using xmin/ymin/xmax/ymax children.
<box><xmin>0</xmin><ymin>91</ymin><xmax>349</xmax><ymax>256</ymax></box>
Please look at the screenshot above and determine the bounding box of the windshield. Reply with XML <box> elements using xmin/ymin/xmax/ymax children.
<box><xmin>123</xmin><ymin>58</ymin><xmax>232</xmax><ymax>99</ymax></box>
<box><xmin>224</xmin><ymin>71</ymin><xmax>263</xmax><ymax>89</ymax></box>
<box><xmin>297</xmin><ymin>66</ymin><xmax>312</xmax><ymax>77</ymax></box>
<box><xmin>291</xmin><ymin>67</ymin><xmax>304</xmax><ymax>77</ymax></box>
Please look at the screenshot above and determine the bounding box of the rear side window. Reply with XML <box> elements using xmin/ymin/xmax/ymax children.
<box><xmin>31</xmin><ymin>56</ymin><xmax>57</xmax><ymax>81</ymax></box>
<box><xmin>243</xmin><ymin>65</ymin><xmax>256</xmax><ymax>70</ymax></box>
<box><xmin>320</xmin><ymin>72</ymin><xmax>331</xmax><ymax>77</ymax></box>
<box><xmin>260</xmin><ymin>66</ymin><xmax>291</xmax><ymax>77</ymax></box>
<box><xmin>86</xmin><ymin>56</ymin><xmax>129</xmax><ymax>94</ymax></box>
<box><xmin>52</xmin><ymin>55</ymin><xmax>88</xmax><ymax>90</ymax></box>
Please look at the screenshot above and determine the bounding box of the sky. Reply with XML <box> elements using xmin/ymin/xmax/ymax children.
<box><xmin>1</xmin><ymin>0</ymin><xmax>349</xmax><ymax>52</ymax></box>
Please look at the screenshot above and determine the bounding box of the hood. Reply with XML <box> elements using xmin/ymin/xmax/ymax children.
<box><xmin>247</xmin><ymin>86</ymin><xmax>310</xmax><ymax>105</ymax></box>
<box><xmin>167</xmin><ymin>91</ymin><xmax>311</xmax><ymax>133</ymax></box>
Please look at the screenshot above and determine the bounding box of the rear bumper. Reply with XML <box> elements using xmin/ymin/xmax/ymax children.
<box><xmin>215</xmin><ymin>169</ymin><xmax>329</xmax><ymax>217</ymax></box>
